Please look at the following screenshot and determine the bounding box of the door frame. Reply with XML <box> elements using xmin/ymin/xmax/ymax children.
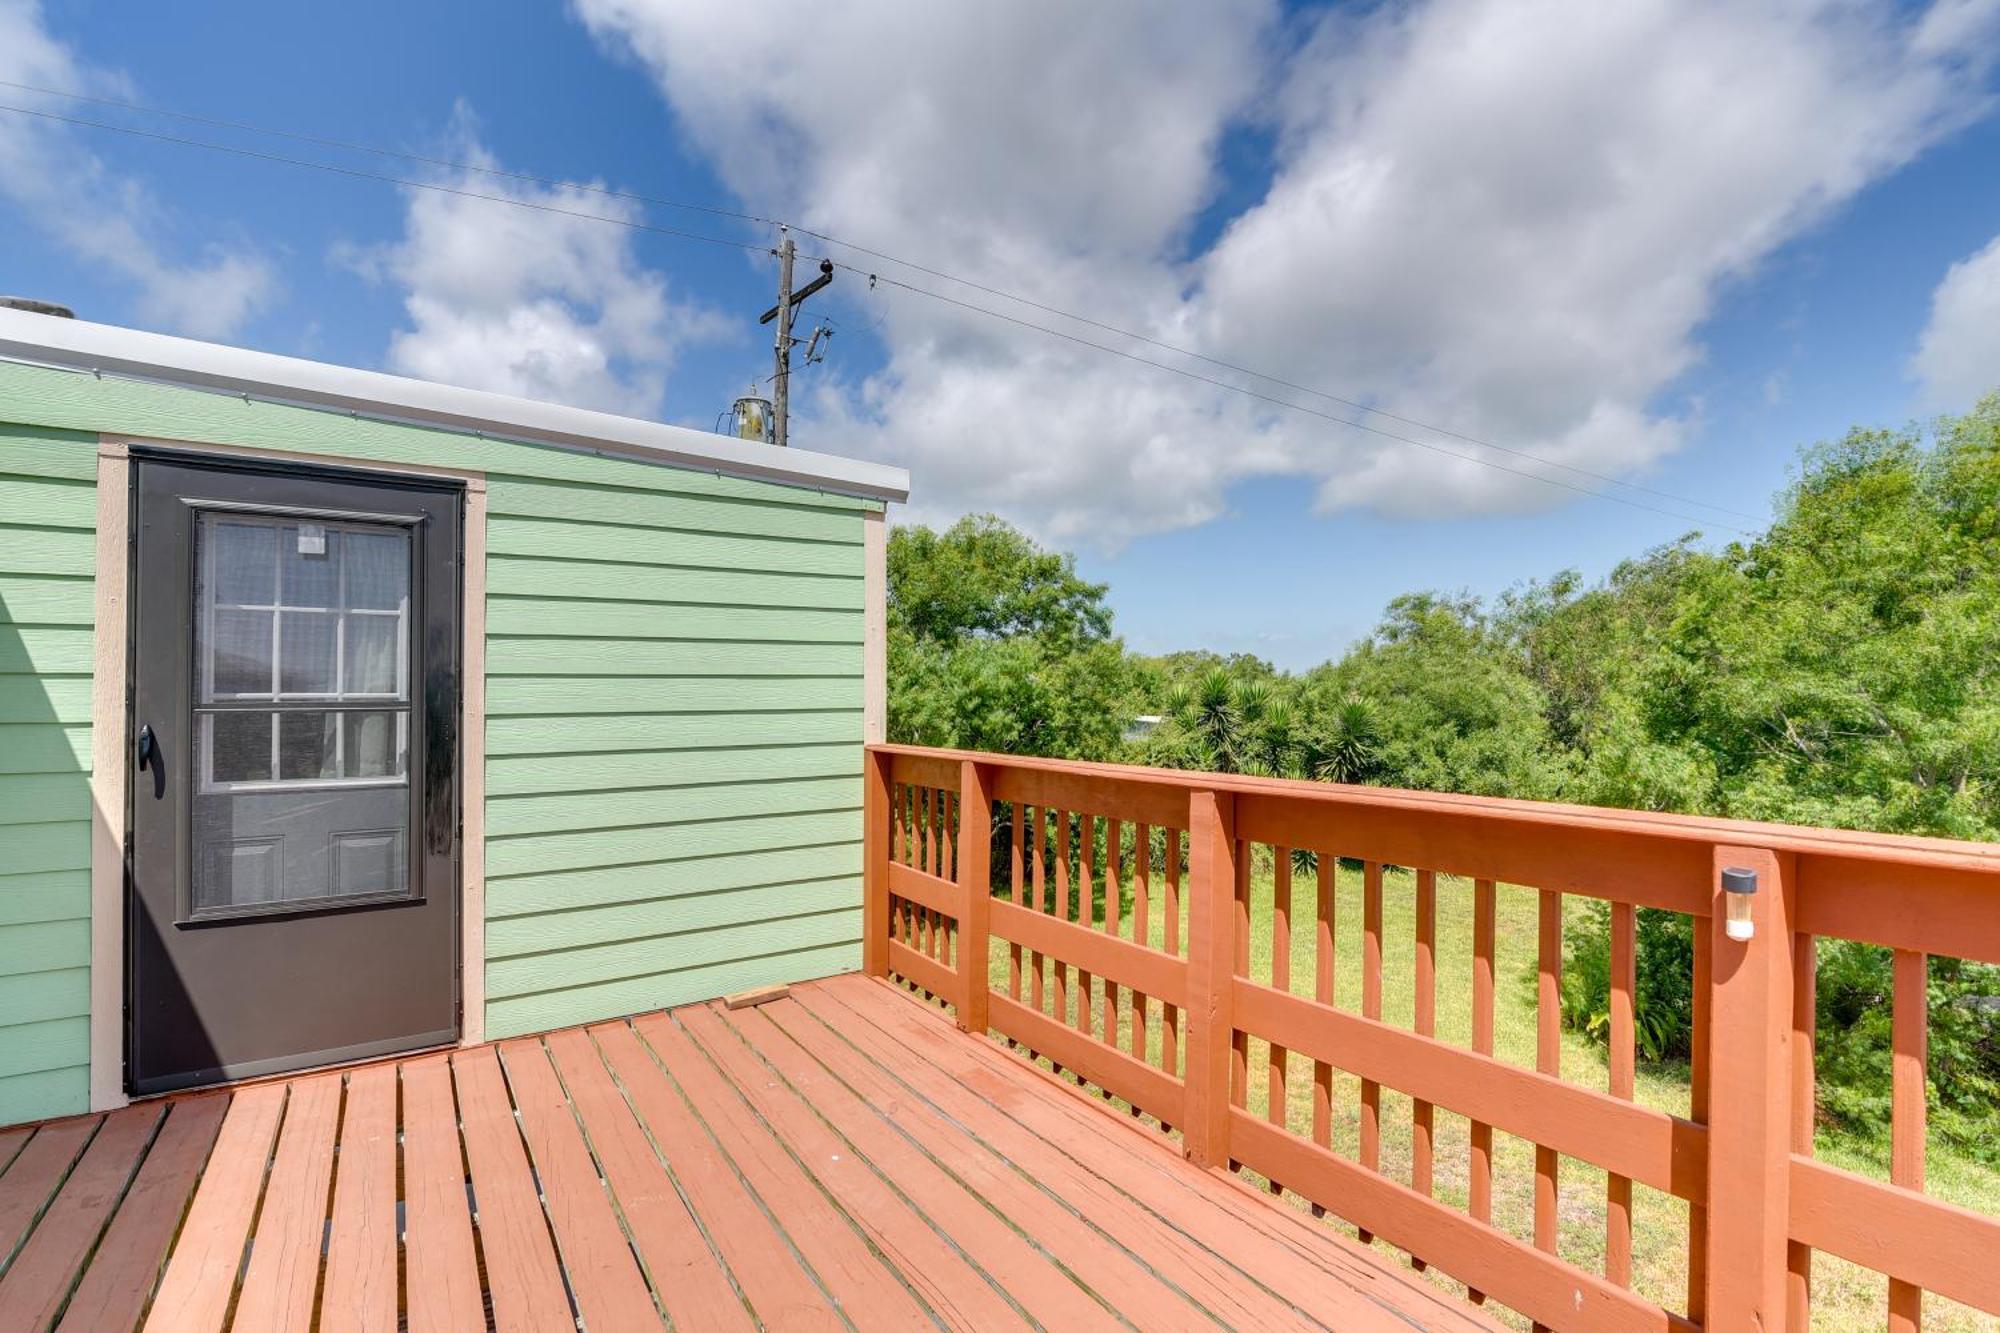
<box><xmin>88</xmin><ymin>435</ymin><xmax>489</xmax><ymax>1109</ymax></box>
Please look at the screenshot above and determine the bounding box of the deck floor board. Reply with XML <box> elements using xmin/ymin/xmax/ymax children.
<box><xmin>546</xmin><ymin>1026</ymin><xmax>755</xmax><ymax>1332</ymax></box>
<box><xmin>0</xmin><ymin>1115</ymin><xmax>99</xmax><ymax>1273</ymax></box>
<box><xmin>449</xmin><ymin>1045</ymin><xmax>572</xmax><ymax>1333</ymax></box>
<box><xmin>635</xmin><ymin>1009</ymin><xmax>939</xmax><ymax>1333</ymax></box>
<box><xmin>397</xmin><ymin>1055</ymin><xmax>484</xmax><ymax>1333</ymax></box>
<box><xmin>318</xmin><ymin>1063</ymin><xmax>398</xmax><ymax>1333</ymax></box>
<box><xmin>54</xmin><ymin>1097</ymin><xmax>225</xmax><ymax>1333</ymax></box>
<box><xmin>820</xmin><ymin>975</ymin><xmax>1497</xmax><ymax>1330</ymax></box>
<box><xmin>232</xmin><ymin>1071</ymin><xmax>341</xmax><ymax>1331</ymax></box>
<box><xmin>592</xmin><ymin>1016</ymin><xmax>843</xmax><ymax>1330</ymax></box>
<box><xmin>772</xmin><ymin>993</ymin><xmax>1232</xmax><ymax>1332</ymax></box>
<box><xmin>497</xmin><ymin>1037</ymin><xmax>660</xmax><ymax>1331</ymax></box>
<box><xmin>0</xmin><ymin>973</ymin><xmax>1494</xmax><ymax>1331</ymax></box>
<box><xmin>0</xmin><ymin>1104</ymin><xmax>160</xmax><ymax>1331</ymax></box>
<box><xmin>680</xmin><ymin>1002</ymin><xmax>1041</xmax><ymax>1332</ymax></box>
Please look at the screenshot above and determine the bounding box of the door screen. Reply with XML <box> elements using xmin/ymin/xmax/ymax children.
<box><xmin>192</xmin><ymin>512</ymin><xmax>416</xmax><ymax>914</ymax></box>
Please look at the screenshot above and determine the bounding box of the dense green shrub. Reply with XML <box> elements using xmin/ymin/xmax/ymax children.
<box><xmin>1812</xmin><ymin>945</ymin><xmax>2000</xmax><ymax>1163</ymax></box>
<box><xmin>1558</xmin><ymin>903</ymin><xmax>1695</xmax><ymax>1063</ymax></box>
<box><xmin>1561</xmin><ymin>910</ymin><xmax>2000</xmax><ymax>1163</ymax></box>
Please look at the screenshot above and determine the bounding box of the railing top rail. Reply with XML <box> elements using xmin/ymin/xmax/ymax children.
<box><xmin>871</xmin><ymin>743</ymin><xmax>2000</xmax><ymax>879</ymax></box>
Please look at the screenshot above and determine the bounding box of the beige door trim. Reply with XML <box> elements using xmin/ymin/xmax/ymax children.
<box><xmin>459</xmin><ymin>484</ymin><xmax>487</xmax><ymax>1046</ymax></box>
<box><xmin>88</xmin><ymin>444</ymin><xmax>131</xmax><ymax>1111</ymax></box>
<box><xmin>89</xmin><ymin>437</ymin><xmax>488</xmax><ymax>1110</ymax></box>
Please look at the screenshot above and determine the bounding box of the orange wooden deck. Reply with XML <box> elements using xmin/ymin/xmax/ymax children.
<box><xmin>0</xmin><ymin>973</ymin><xmax>1492</xmax><ymax>1332</ymax></box>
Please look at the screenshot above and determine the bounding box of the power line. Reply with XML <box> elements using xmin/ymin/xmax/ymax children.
<box><xmin>850</xmin><ymin>267</ymin><xmax>1754</xmax><ymax>536</ymax></box>
<box><xmin>0</xmin><ymin>102</ymin><xmax>769</xmax><ymax>256</ymax></box>
<box><xmin>800</xmin><ymin>229</ymin><xmax>1760</xmax><ymax>523</ymax></box>
<box><xmin>0</xmin><ymin>89</ymin><xmax>1755</xmax><ymax>532</ymax></box>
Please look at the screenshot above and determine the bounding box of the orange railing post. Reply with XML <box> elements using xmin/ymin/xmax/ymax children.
<box><xmin>1183</xmin><ymin>788</ymin><xmax>1238</xmax><ymax>1170</ymax></box>
<box><xmin>956</xmin><ymin>759</ymin><xmax>994</xmax><ymax>1035</ymax></box>
<box><xmin>862</xmin><ymin>747</ymin><xmax>892</xmax><ymax>978</ymax></box>
<box><xmin>1703</xmin><ymin>844</ymin><xmax>1797</xmax><ymax>1329</ymax></box>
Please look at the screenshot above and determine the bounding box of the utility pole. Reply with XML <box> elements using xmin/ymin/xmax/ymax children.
<box><xmin>760</xmin><ymin>227</ymin><xmax>834</xmax><ymax>448</ymax></box>
<box><xmin>771</xmin><ymin>228</ymin><xmax>796</xmax><ymax>449</ymax></box>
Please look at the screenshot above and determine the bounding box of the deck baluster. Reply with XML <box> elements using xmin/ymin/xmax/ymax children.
<box><xmin>1358</xmin><ymin>859</ymin><xmax>1383</xmax><ymax>1243</ymax></box>
<box><xmin>1607</xmin><ymin>901</ymin><xmax>1636</xmax><ymax>1287</ymax></box>
<box><xmin>1311</xmin><ymin>852</ymin><xmax>1336</xmax><ymax>1219</ymax></box>
<box><xmin>1031</xmin><ymin>807</ymin><xmax>1048</xmax><ymax>1028</ymax></box>
<box><xmin>1889</xmin><ymin>947</ymin><xmax>1928</xmax><ymax>1332</ymax></box>
<box><xmin>1268</xmin><ymin>849</ymin><xmax>1292</xmax><ymax>1194</ymax></box>
<box><xmin>1411</xmin><ymin>868</ymin><xmax>1436</xmax><ymax>1267</ymax></box>
<box><xmin>1162</xmin><ymin>827</ymin><xmax>1182</xmax><ymax>1125</ymax></box>
<box><xmin>1052</xmin><ymin>810</ymin><xmax>1071</xmax><ymax>1077</ymax></box>
<box><xmin>1009</xmin><ymin>804</ymin><xmax>1025</xmax><ymax>1015</ymax></box>
<box><xmin>1467</xmin><ymin>876</ymin><xmax>1496</xmax><ymax>1301</ymax></box>
<box><xmin>1131</xmin><ymin>824</ymin><xmax>1152</xmax><ymax>1111</ymax></box>
<box><xmin>1532</xmin><ymin>887</ymin><xmax>1562</xmax><ymax>1332</ymax></box>
<box><xmin>1104</xmin><ymin>819</ymin><xmax>1123</xmax><ymax>1094</ymax></box>
<box><xmin>1076</xmin><ymin>813</ymin><xmax>1095</xmax><ymax>1077</ymax></box>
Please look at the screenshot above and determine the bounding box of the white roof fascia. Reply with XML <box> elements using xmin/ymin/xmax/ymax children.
<box><xmin>0</xmin><ymin>309</ymin><xmax>909</xmax><ymax>504</ymax></box>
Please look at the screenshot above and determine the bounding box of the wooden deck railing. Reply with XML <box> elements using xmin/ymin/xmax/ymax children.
<box><xmin>862</xmin><ymin>743</ymin><xmax>2000</xmax><ymax>1333</ymax></box>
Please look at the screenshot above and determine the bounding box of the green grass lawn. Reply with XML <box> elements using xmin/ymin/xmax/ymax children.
<box><xmin>979</xmin><ymin>854</ymin><xmax>2000</xmax><ymax>1331</ymax></box>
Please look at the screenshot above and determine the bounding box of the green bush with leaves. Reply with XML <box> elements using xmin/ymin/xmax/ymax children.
<box><xmin>1811</xmin><ymin>945</ymin><xmax>2000</xmax><ymax>1164</ymax></box>
<box><xmin>886</xmin><ymin>394</ymin><xmax>2000</xmax><ymax>1147</ymax></box>
<box><xmin>1558</xmin><ymin>903</ymin><xmax>1696</xmax><ymax>1063</ymax></box>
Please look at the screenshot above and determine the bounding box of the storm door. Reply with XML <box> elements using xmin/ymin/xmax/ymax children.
<box><xmin>128</xmin><ymin>454</ymin><xmax>460</xmax><ymax>1094</ymax></box>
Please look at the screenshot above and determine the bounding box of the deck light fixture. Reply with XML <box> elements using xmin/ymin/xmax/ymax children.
<box><xmin>1722</xmin><ymin>866</ymin><xmax>1758</xmax><ymax>941</ymax></box>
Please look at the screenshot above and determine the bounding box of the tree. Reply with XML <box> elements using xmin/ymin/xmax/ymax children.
<box><xmin>886</xmin><ymin>516</ymin><xmax>1137</xmax><ymax>759</ymax></box>
<box><xmin>1140</xmin><ymin>668</ymin><xmax>1298</xmax><ymax>776</ymax></box>
<box><xmin>1319</xmin><ymin>592</ymin><xmax>1568</xmax><ymax>799</ymax></box>
<box><xmin>889</xmin><ymin>514</ymin><xmax>1112</xmax><ymax>653</ymax></box>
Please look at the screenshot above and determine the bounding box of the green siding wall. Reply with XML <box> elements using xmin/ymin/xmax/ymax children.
<box><xmin>0</xmin><ymin>422</ymin><xmax>97</xmax><ymax>1124</ymax></box>
<box><xmin>479</xmin><ymin>467</ymin><xmax>867</xmax><ymax>1038</ymax></box>
<box><xmin>0</xmin><ymin>360</ymin><xmax>876</xmax><ymax>1121</ymax></box>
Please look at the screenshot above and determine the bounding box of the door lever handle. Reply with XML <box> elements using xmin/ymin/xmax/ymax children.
<box><xmin>136</xmin><ymin>723</ymin><xmax>156</xmax><ymax>771</ymax></box>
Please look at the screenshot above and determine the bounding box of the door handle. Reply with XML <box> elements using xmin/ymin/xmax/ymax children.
<box><xmin>136</xmin><ymin>723</ymin><xmax>156</xmax><ymax>771</ymax></box>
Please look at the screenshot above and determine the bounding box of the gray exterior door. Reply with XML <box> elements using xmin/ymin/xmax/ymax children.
<box><xmin>128</xmin><ymin>453</ymin><xmax>461</xmax><ymax>1095</ymax></box>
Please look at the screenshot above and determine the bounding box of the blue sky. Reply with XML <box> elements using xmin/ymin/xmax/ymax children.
<box><xmin>4</xmin><ymin>1</ymin><xmax>1999</xmax><ymax>668</ymax></box>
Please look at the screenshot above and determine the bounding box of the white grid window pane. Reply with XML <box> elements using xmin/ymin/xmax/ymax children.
<box><xmin>210</xmin><ymin>609</ymin><xmax>274</xmax><ymax>696</ymax></box>
<box><xmin>196</xmin><ymin>511</ymin><xmax>413</xmax><ymax>793</ymax></box>
<box><xmin>278</xmin><ymin>613</ymin><xmax>338</xmax><ymax>695</ymax></box>
<box><xmin>281</xmin><ymin>526</ymin><xmax>339</xmax><ymax>608</ymax></box>
<box><xmin>345</xmin><ymin>531</ymin><xmax>408</xmax><ymax>612</ymax></box>
<box><xmin>278</xmin><ymin>712</ymin><xmax>340</xmax><ymax>781</ymax></box>
<box><xmin>344</xmin><ymin>712</ymin><xmax>405</xmax><ymax>778</ymax></box>
<box><xmin>343</xmin><ymin>616</ymin><xmax>400</xmax><ymax>696</ymax></box>
<box><xmin>210</xmin><ymin>522</ymin><xmax>277</xmax><ymax>604</ymax></box>
<box><xmin>209</xmin><ymin>712</ymin><xmax>274</xmax><ymax>783</ymax></box>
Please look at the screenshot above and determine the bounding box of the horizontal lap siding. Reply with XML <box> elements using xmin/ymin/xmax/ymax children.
<box><xmin>482</xmin><ymin>470</ymin><xmax>867</xmax><ymax>1038</ymax></box>
<box><xmin>0</xmin><ymin>423</ymin><xmax>95</xmax><ymax>1124</ymax></box>
<box><xmin>0</xmin><ymin>363</ymin><xmax>875</xmax><ymax>1104</ymax></box>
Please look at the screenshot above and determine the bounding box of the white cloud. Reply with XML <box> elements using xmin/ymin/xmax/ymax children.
<box><xmin>573</xmin><ymin>0</ymin><xmax>1273</xmax><ymax>541</ymax></box>
<box><xmin>1204</xmin><ymin>0</ymin><xmax>1998</xmax><ymax>517</ymax></box>
<box><xmin>351</xmin><ymin>122</ymin><xmax>729</xmax><ymax>417</ymax></box>
<box><xmin>0</xmin><ymin>0</ymin><xmax>275</xmax><ymax>337</ymax></box>
<box><xmin>1911</xmin><ymin>233</ymin><xmax>2000</xmax><ymax>409</ymax></box>
<box><xmin>578</xmin><ymin>0</ymin><xmax>1997</xmax><ymax>544</ymax></box>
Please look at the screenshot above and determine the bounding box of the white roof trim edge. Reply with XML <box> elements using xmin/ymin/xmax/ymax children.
<box><xmin>0</xmin><ymin>309</ymin><xmax>909</xmax><ymax>503</ymax></box>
